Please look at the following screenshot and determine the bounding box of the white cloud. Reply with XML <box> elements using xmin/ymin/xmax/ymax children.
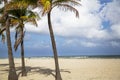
<box><xmin>100</xmin><ymin>0</ymin><xmax>120</xmax><ymax>24</ymax></box>
<box><xmin>51</xmin><ymin>0</ymin><xmax>107</xmax><ymax>39</ymax></box>
<box><xmin>80</xmin><ymin>41</ymin><xmax>99</xmax><ymax>47</ymax></box>
<box><xmin>111</xmin><ymin>23</ymin><xmax>120</xmax><ymax>38</ymax></box>
<box><xmin>25</xmin><ymin>16</ymin><xmax>49</xmax><ymax>34</ymax></box>
<box><xmin>63</xmin><ymin>39</ymin><xmax>100</xmax><ymax>47</ymax></box>
<box><xmin>25</xmin><ymin>41</ymin><xmax>50</xmax><ymax>49</ymax></box>
<box><xmin>110</xmin><ymin>41</ymin><xmax>120</xmax><ymax>47</ymax></box>
<box><xmin>26</xmin><ymin>0</ymin><xmax>106</xmax><ymax>39</ymax></box>
<box><xmin>24</xmin><ymin>0</ymin><xmax>120</xmax><ymax>47</ymax></box>
<box><xmin>100</xmin><ymin>0</ymin><xmax>120</xmax><ymax>39</ymax></box>
<box><xmin>80</xmin><ymin>0</ymin><xmax>101</xmax><ymax>13</ymax></box>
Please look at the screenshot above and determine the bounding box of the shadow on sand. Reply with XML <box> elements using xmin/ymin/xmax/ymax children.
<box><xmin>0</xmin><ymin>63</ymin><xmax>71</xmax><ymax>78</ymax></box>
<box><xmin>16</xmin><ymin>66</ymin><xmax>71</xmax><ymax>78</ymax></box>
<box><xmin>0</xmin><ymin>63</ymin><xmax>9</xmax><ymax>67</ymax></box>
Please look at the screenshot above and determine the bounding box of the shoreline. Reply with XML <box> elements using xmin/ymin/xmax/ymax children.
<box><xmin>1</xmin><ymin>55</ymin><xmax>120</xmax><ymax>59</ymax></box>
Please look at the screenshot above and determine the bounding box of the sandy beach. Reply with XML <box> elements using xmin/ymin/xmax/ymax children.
<box><xmin>0</xmin><ymin>58</ymin><xmax>120</xmax><ymax>80</ymax></box>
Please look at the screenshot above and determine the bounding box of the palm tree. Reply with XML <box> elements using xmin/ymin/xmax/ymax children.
<box><xmin>1</xmin><ymin>0</ymin><xmax>38</xmax><ymax>77</ymax></box>
<box><xmin>0</xmin><ymin>0</ymin><xmax>18</xmax><ymax>80</ymax></box>
<box><xmin>38</xmin><ymin>0</ymin><xmax>80</xmax><ymax>80</ymax></box>
<box><xmin>6</xmin><ymin>1</ymin><xmax>39</xmax><ymax>76</ymax></box>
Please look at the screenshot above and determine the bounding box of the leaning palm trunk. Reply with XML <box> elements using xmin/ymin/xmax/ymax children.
<box><xmin>6</xmin><ymin>18</ymin><xmax>18</xmax><ymax>80</ymax></box>
<box><xmin>48</xmin><ymin>12</ymin><xmax>62</xmax><ymax>80</ymax></box>
<box><xmin>4</xmin><ymin>0</ymin><xmax>18</xmax><ymax>80</ymax></box>
<box><xmin>20</xmin><ymin>29</ymin><xmax>27</xmax><ymax>76</ymax></box>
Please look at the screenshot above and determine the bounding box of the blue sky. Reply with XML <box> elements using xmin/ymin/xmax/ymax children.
<box><xmin>0</xmin><ymin>0</ymin><xmax>120</xmax><ymax>57</ymax></box>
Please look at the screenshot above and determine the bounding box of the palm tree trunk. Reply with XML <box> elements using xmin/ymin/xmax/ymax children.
<box><xmin>21</xmin><ymin>27</ymin><xmax>27</xmax><ymax>76</ymax></box>
<box><xmin>47</xmin><ymin>12</ymin><xmax>62</xmax><ymax>80</ymax></box>
<box><xmin>6</xmin><ymin>18</ymin><xmax>18</xmax><ymax>80</ymax></box>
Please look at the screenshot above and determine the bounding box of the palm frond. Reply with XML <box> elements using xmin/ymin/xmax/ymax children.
<box><xmin>0</xmin><ymin>7</ymin><xmax>4</xmax><ymax>14</ymax></box>
<box><xmin>27</xmin><ymin>11</ymin><xmax>37</xmax><ymax>18</ymax></box>
<box><xmin>14</xmin><ymin>27</ymin><xmax>25</xmax><ymax>51</ymax></box>
<box><xmin>14</xmin><ymin>26</ymin><xmax>21</xmax><ymax>50</ymax></box>
<box><xmin>15</xmin><ymin>30</ymin><xmax>18</xmax><ymax>41</ymax></box>
<box><xmin>0</xmin><ymin>27</ymin><xmax>5</xmax><ymax>43</ymax></box>
<box><xmin>25</xmin><ymin>10</ymin><xmax>39</xmax><ymax>26</ymax></box>
<box><xmin>53</xmin><ymin>0</ymin><xmax>81</xmax><ymax>7</ymax></box>
<box><xmin>1</xmin><ymin>33</ymin><xmax>5</xmax><ymax>43</ymax></box>
<box><xmin>5</xmin><ymin>1</ymin><xmax>28</xmax><ymax>11</ymax></box>
<box><xmin>14</xmin><ymin>37</ymin><xmax>22</xmax><ymax>51</ymax></box>
<box><xmin>24</xmin><ymin>0</ymin><xmax>38</xmax><ymax>6</ymax></box>
<box><xmin>27</xmin><ymin>18</ymin><xmax>38</xmax><ymax>26</ymax></box>
<box><xmin>38</xmin><ymin>0</ymin><xmax>51</xmax><ymax>15</ymax></box>
<box><xmin>12</xmin><ymin>0</ymin><xmax>38</xmax><ymax>8</ymax></box>
<box><xmin>20</xmin><ymin>16</ymin><xmax>28</xmax><ymax>21</ymax></box>
<box><xmin>56</xmin><ymin>4</ymin><xmax>79</xmax><ymax>18</ymax></box>
<box><xmin>10</xmin><ymin>18</ymin><xmax>19</xmax><ymax>26</ymax></box>
<box><xmin>0</xmin><ymin>27</ymin><xmax>6</xmax><ymax>34</ymax></box>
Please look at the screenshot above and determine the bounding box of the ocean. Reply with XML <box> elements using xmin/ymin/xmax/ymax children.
<box><xmin>0</xmin><ymin>55</ymin><xmax>120</xmax><ymax>59</ymax></box>
<box><xmin>23</xmin><ymin>55</ymin><xmax>120</xmax><ymax>59</ymax></box>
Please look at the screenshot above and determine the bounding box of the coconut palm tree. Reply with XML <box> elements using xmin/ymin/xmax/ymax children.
<box><xmin>5</xmin><ymin>0</ymin><xmax>39</xmax><ymax>76</ymax></box>
<box><xmin>13</xmin><ymin>12</ymin><xmax>38</xmax><ymax>76</ymax></box>
<box><xmin>1</xmin><ymin>0</ymin><xmax>39</xmax><ymax>77</ymax></box>
<box><xmin>0</xmin><ymin>0</ymin><xmax>18</xmax><ymax>80</ymax></box>
<box><xmin>38</xmin><ymin>0</ymin><xmax>80</xmax><ymax>80</ymax></box>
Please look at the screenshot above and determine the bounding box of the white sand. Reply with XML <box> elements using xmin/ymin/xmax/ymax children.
<box><xmin>0</xmin><ymin>58</ymin><xmax>120</xmax><ymax>80</ymax></box>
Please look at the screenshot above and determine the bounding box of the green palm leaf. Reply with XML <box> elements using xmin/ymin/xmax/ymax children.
<box><xmin>38</xmin><ymin>0</ymin><xmax>80</xmax><ymax>17</ymax></box>
<box><xmin>53</xmin><ymin>0</ymin><xmax>81</xmax><ymax>6</ymax></box>
<box><xmin>56</xmin><ymin>3</ymin><xmax>79</xmax><ymax>17</ymax></box>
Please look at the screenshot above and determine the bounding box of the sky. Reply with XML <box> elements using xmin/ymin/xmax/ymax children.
<box><xmin>0</xmin><ymin>0</ymin><xmax>120</xmax><ymax>57</ymax></box>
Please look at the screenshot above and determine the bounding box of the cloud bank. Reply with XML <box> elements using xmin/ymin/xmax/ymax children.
<box><xmin>24</xmin><ymin>0</ymin><xmax>120</xmax><ymax>48</ymax></box>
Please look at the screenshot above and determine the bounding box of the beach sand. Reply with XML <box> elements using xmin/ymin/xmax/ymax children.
<box><xmin>0</xmin><ymin>58</ymin><xmax>120</xmax><ymax>80</ymax></box>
